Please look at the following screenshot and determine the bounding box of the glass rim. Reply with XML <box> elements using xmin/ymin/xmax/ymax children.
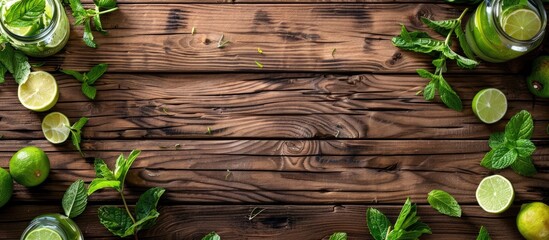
<box><xmin>0</xmin><ymin>0</ymin><xmax>59</xmax><ymax>42</ymax></box>
<box><xmin>491</xmin><ymin>0</ymin><xmax>547</xmax><ymax>44</ymax></box>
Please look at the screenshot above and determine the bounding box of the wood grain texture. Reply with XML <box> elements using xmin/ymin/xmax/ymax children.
<box><xmin>1</xmin><ymin>73</ymin><xmax>548</xmax><ymax>140</ymax></box>
<box><xmin>0</xmin><ymin>204</ymin><xmax>527</xmax><ymax>239</ymax></box>
<box><xmin>38</xmin><ymin>4</ymin><xmax>529</xmax><ymax>73</ymax></box>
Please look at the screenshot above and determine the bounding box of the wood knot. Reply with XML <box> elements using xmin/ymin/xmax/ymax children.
<box><xmin>388</xmin><ymin>52</ymin><xmax>403</xmax><ymax>65</ymax></box>
<box><xmin>409</xmin><ymin>4</ymin><xmax>432</xmax><ymax>28</ymax></box>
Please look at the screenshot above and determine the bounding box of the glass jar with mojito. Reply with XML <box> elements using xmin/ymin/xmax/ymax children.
<box><xmin>20</xmin><ymin>214</ymin><xmax>83</xmax><ymax>240</ymax></box>
<box><xmin>0</xmin><ymin>0</ymin><xmax>70</xmax><ymax>57</ymax></box>
<box><xmin>465</xmin><ymin>0</ymin><xmax>546</xmax><ymax>63</ymax></box>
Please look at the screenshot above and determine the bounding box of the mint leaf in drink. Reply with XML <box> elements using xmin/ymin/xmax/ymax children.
<box><xmin>329</xmin><ymin>232</ymin><xmax>347</xmax><ymax>240</ymax></box>
<box><xmin>0</xmin><ymin>44</ymin><xmax>30</xmax><ymax>84</ymax></box>
<box><xmin>476</xmin><ymin>226</ymin><xmax>491</xmax><ymax>240</ymax></box>
<box><xmin>367</xmin><ymin>208</ymin><xmax>391</xmax><ymax>240</ymax></box>
<box><xmin>4</xmin><ymin>0</ymin><xmax>45</xmax><ymax>27</ymax></box>
<box><xmin>98</xmin><ymin>206</ymin><xmax>134</xmax><ymax>237</ymax></box>
<box><xmin>61</xmin><ymin>63</ymin><xmax>107</xmax><ymax>100</ymax></box>
<box><xmin>135</xmin><ymin>187</ymin><xmax>165</xmax><ymax>230</ymax></box>
<box><xmin>202</xmin><ymin>232</ymin><xmax>221</xmax><ymax>240</ymax></box>
<box><xmin>427</xmin><ymin>190</ymin><xmax>462</xmax><ymax>217</ymax></box>
<box><xmin>62</xmin><ymin>179</ymin><xmax>88</xmax><ymax>218</ymax></box>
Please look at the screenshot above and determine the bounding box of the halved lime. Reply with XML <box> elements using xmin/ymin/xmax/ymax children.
<box><xmin>18</xmin><ymin>71</ymin><xmax>59</xmax><ymax>112</ymax></box>
<box><xmin>502</xmin><ymin>8</ymin><xmax>542</xmax><ymax>41</ymax></box>
<box><xmin>472</xmin><ymin>88</ymin><xmax>507</xmax><ymax>124</ymax></box>
<box><xmin>24</xmin><ymin>227</ymin><xmax>63</xmax><ymax>240</ymax></box>
<box><xmin>476</xmin><ymin>175</ymin><xmax>514</xmax><ymax>213</ymax></box>
<box><xmin>42</xmin><ymin>112</ymin><xmax>71</xmax><ymax>144</ymax></box>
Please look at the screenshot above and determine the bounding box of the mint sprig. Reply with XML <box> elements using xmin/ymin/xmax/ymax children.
<box><xmin>427</xmin><ymin>190</ymin><xmax>461</xmax><ymax>217</ymax></box>
<box><xmin>476</xmin><ymin>226</ymin><xmax>491</xmax><ymax>240</ymax></box>
<box><xmin>61</xmin><ymin>63</ymin><xmax>108</xmax><ymax>100</ymax></box>
<box><xmin>70</xmin><ymin>117</ymin><xmax>88</xmax><ymax>156</ymax></box>
<box><xmin>67</xmin><ymin>0</ymin><xmax>118</xmax><ymax>48</ymax></box>
<box><xmin>367</xmin><ymin>198</ymin><xmax>431</xmax><ymax>240</ymax></box>
<box><xmin>392</xmin><ymin>9</ymin><xmax>478</xmax><ymax>111</ymax></box>
<box><xmin>4</xmin><ymin>0</ymin><xmax>45</xmax><ymax>27</ymax></box>
<box><xmin>481</xmin><ymin>110</ymin><xmax>537</xmax><ymax>176</ymax></box>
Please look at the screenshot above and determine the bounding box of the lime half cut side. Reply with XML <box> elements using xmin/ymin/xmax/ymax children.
<box><xmin>476</xmin><ymin>175</ymin><xmax>515</xmax><ymax>214</ymax></box>
<box><xmin>472</xmin><ymin>88</ymin><xmax>507</xmax><ymax>124</ymax></box>
<box><xmin>24</xmin><ymin>227</ymin><xmax>63</xmax><ymax>240</ymax></box>
<box><xmin>42</xmin><ymin>112</ymin><xmax>71</xmax><ymax>144</ymax></box>
<box><xmin>502</xmin><ymin>8</ymin><xmax>542</xmax><ymax>41</ymax></box>
<box><xmin>18</xmin><ymin>71</ymin><xmax>59</xmax><ymax>112</ymax></box>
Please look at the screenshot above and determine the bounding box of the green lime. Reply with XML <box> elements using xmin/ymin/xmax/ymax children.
<box><xmin>9</xmin><ymin>146</ymin><xmax>50</xmax><ymax>187</ymax></box>
<box><xmin>517</xmin><ymin>202</ymin><xmax>549</xmax><ymax>240</ymax></box>
<box><xmin>42</xmin><ymin>112</ymin><xmax>71</xmax><ymax>144</ymax></box>
<box><xmin>0</xmin><ymin>167</ymin><xmax>13</xmax><ymax>208</ymax></box>
<box><xmin>476</xmin><ymin>175</ymin><xmax>514</xmax><ymax>213</ymax></box>
<box><xmin>18</xmin><ymin>71</ymin><xmax>59</xmax><ymax>112</ymax></box>
<box><xmin>502</xmin><ymin>8</ymin><xmax>542</xmax><ymax>41</ymax></box>
<box><xmin>24</xmin><ymin>227</ymin><xmax>63</xmax><ymax>240</ymax></box>
<box><xmin>472</xmin><ymin>88</ymin><xmax>507</xmax><ymax>124</ymax></box>
<box><xmin>527</xmin><ymin>56</ymin><xmax>549</xmax><ymax>98</ymax></box>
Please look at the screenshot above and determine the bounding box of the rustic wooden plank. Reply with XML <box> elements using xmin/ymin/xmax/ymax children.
<box><xmin>1</xmin><ymin>73</ymin><xmax>547</xmax><ymax>140</ymax></box>
<box><xmin>37</xmin><ymin>4</ymin><xmax>522</xmax><ymax>73</ymax></box>
<box><xmin>1</xmin><ymin>140</ymin><xmax>547</xmax><ymax>204</ymax></box>
<box><xmin>0</xmin><ymin>204</ymin><xmax>528</xmax><ymax>239</ymax></box>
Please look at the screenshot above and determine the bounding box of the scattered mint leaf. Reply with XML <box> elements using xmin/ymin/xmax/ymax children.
<box><xmin>94</xmin><ymin>158</ymin><xmax>116</xmax><ymax>179</ymax></box>
<box><xmin>114</xmin><ymin>150</ymin><xmax>141</xmax><ymax>185</ymax></box>
<box><xmin>88</xmin><ymin>178</ymin><xmax>121</xmax><ymax>195</ymax></box>
<box><xmin>420</xmin><ymin>18</ymin><xmax>458</xmax><ymax>36</ymax></box>
<box><xmin>83</xmin><ymin>18</ymin><xmax>97</xmax><ymax>48</ymax></box>
<box><xmin>329</xmin><ymin>232</ymin><xmax>347</xmax><ymax>240</ymax></box>
<box><xmin>4</xmin><ymin>0</ymin><xmax>45</xmax><ymax>27</ymax></box>
<box><xmin>60</xmin><ymin>69</ymin><xmax>84</xmax><ymax>81</ymax></box>
<box><xmin>81</xmin><ymin>82</ymin><xmax>97</xmax><ymax>99</ymax></box>
<box><xmin>427</xmin><ymin>190</ymin><xmax>462</xmax><ymax>217</ymax></box>
<box><xmin>98</xmin><ymin>206</ymin><xmax>134</xmax><ymax>237</ymax></box>
<box><xmin>94</xmin><ymin>0</ymin><xmax>117</xmax><ymax>10</ymax></box>
<box><xmin>67</xmin><ymin>0</ymin><xmax>118</xmax><ymax>48</ymax></box>
<box><xmin>70</xmin><ymin>117</ymin><xmax>88</xmax><ymax>156</ymax></box>
<box><xmin>62</xmin><ymin>180</ymin><xmax>88</xmax><ymax>218</ymax></box>
<box><xmin>476</xmin><ymin>226</ymin><xmax>491</xmax><ymax>240</ymax></box>
<box><xmin>135</xmin><ymin>187</ymin><xmax>165</xmax><ymax>230</ymax></box>
<box><xmin>86</xmin><ymin>63</ymin><xmax>108</xmax><ymax>84</ymax></box>
<box><xmin>61</xmin><ymin>63</ymin><xmax>108</xmax><ymax>100</ymax></box>
<box><xmin>367</xmin><ymin>198</ymin><xmax>430</xmax><ymax>240</ymax></box>
<box><xmin>505</xmin><ymin>110</ymin><xmax>534</xmax><ymax>141</ymax></box>
<box><xmin>510</xmin><ymin>157</ymin><xmax>537</xmax><ymax>177</ymax></box>
<box><xmin>202</xmin><ymin>232</ymin><xmax>221</xmax><ymax>240</ymax></box>
<box><xmin>367</xmin><ymin>208</ymin><xmax>391</xmax><ymax>240</ymax></box>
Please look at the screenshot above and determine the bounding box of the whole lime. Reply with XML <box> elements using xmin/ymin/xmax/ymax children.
<box><xmin>517</xmin><ymin>202</ymin><xmax>549</xmax><ymax>240</ymax></box>
<box><xmin>0</xmin><ymin>167</ymin><xmax>13</xmax><ymax>208</ymax></box>
<box><xmin>527</xmin><ymin>56</ymin><xmax>549</xmax><ymax>98</ymax></box>
<box><xmin>9</xmin><ymin>146</ymin><xmax>50</xmax><ymax>187</ymax></box>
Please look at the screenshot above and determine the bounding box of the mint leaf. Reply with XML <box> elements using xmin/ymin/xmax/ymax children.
<box><xmin>505</xmin><ymin>110</ymin><xmax>533</xmax><ymax>141</ymax></box>
<box><xmin>60</xmin><ymin>69</ymin><xmax>84</xmax><ymax>82</ymax></box>
<box><xmin>427</xmin><ymin>190</ymin><xmax>461</xmax><ymax>217</ymax></box>
<box><xmin>81</xmin><ymin>82</ymin><xmax>97</xmax><ymax>99</ymax></box>
<box><xmin>516</xmin><ymin>139</ymin><xmax>536</xmax><ymax>158</ymax></box>
<box><xmin>510</xmin><ymin>157</ymin><xmax>537</xmax><ymax>177</ymax></box>
<box><xmin>114</xmin><ymin>150</ymin><xmax>141</xmax><ymax>185</ymax></box>
<box><xmin>98</xmin><ymin>206</ymin><xmax>134</xmax><ymax>237</ymax></box>
<box><xmin>124</xmin><ymin>210</ymin><xmax>160</xmax><ymax>235</ymax></box>
<box><xmin>4</xmin><ymin>0</ymin><xmax>45</xmax><ymax>27</ymax></box>
<box><xmin>70</xmin><ymin>117</ymin><xmax>88</xmax><ymax>156</ymax></box>
<box><xmin>93</xmin><ymin>15</ymin><xmax>106</xmax><ymax>34</ymax></box>
<box><xmin>488</xmin><ymin>132</ymin><xmax>505</xmax><ymax>149</ymax></box>
<box><xmin>476</xmin><ymin>226</ymin><xmax>491</xmax><ymax>240</ymax></box>
<box><xmin>394</xmin><ymin>198</ymin><xmax>413</xmax><ymax>230</ymax></box>
<box><xmin>439</xmin><ymin>77</ymin><xmax>462</xmax><ymax>111</ymax></box>
<box><xmin>94</xmin><ymin>158</ymin><xmax>116</xmax><ymax>179</ymax></box>
<box><xmin>480</xmin><ymin>149</ymin><xmax>496</xmax><ymax>169</ymax></box>
<box><xmin>423</xmin><ymin>81</ymin><xmax>436</xmax><ymax>101</ymax></box>
<box><xmin>13</xmin><ymin>51</ymin><xmax>30</xmax><ymax>84</ymax></box>
<box><xmin>88</xmin><ymin>179</ymin><xmax>120</xmax><ymax>195</ymax></box>
<box><xmin>329</xmin><ymin>232</ymin><xmax>347</xmax><ymax>240</ymax></box>
<box><xmin>454</xmin><ymin>26</ymin><xmax>476</xmax><ymax>60</ymax></box>
<box><xmin>202</xmin><ymin>232</ymin><xmax>221</xmax><ymax>240</ymax></box>
<box><xmin>0</xmin><ymin>64</ymin><xmax>6</xmax><ymax>83</ymax></box>
<box><xmin>489</xmin><ymin>146</ymin><xmax>518</xmax><ymax>169</ymax></box>
<box><xmin>94</xmin><ymin>0</ymin><xmax>117</xmax><ymax>9</ymax></box>
<box><xmin>367</xmin><ymin>208</ymin><xmax>391</xmax><ymax>240</ymax></box>
<box><xmin>421</xmin><ymin>18</ymin><xmax>458</xmax><ymax>36</ymax></box>
<box><xmin>135</xmin><ymin>187</ymin><xmax>165</xmax><ymax>230</ymax></box>
<box><xmin>83</xmin><ymin>18</ymin><xmax>97</xmax><ymax>48</ymax></box>
<box><xmin>62</xmin><ymin>180</ymin><xmax>88</xmax><ymax>218</ymax></box>
<box><xmin>86</xmin><ymin>63</ymin><xmax>108</xmax><ymax>84</ymax></box>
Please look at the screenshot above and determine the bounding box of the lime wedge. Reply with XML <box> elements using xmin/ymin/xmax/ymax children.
<box><xmin>24</xmin><ymin>227</ymin><xmax>63</xmax><ymax>240</ymax></box>
<box><xmin>18</xmin><ymin>71</ymin><xmax>59</xmax><ymax>112</ymax></box>
<box><xmin>472</xmin><ymin>88</ymin><xmax>507</xmax><ymax>124</ymax></box>
<box><xmin>476</xmin><ymin>175</ymin><xmax>514</xmax><ymax>214</ymax></box>
<box><xmin>502</xmin><ymin>8</ymin><xmax>542</xmax><ymax>41</ymax></box>
<box><xmin>42</xmin><ymin>112</ymin><xmax>71</xmax><ymax>144</ymax></box>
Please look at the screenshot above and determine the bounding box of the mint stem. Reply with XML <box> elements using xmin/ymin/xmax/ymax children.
<box><xmin>97</xmin><ymin>7</ymin><xmax>118</xmax><ymax>15</ymax></box>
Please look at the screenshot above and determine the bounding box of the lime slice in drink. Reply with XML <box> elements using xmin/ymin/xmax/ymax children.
<box><xmin>502</xmin><ymin>8</ymin><xmax>542</xmax><ymax>41</ymax></box>
<box><xmin>476</xmin><ymin>175</ymin><xmax>514</xmax><ymax>213</ymax></box>
<box><xmin>18</xmin><ymin>71</ymin><xmax>59</xmax><ymax>112</ymax></box>
<box><xmin>24</xmin><ymin>227</ymin><xmax>63</xmax><ymax>240</ymax></box>
<box><xmin>42</xmin><ymin>112</ymin><xmax>71</xmax><ymax>144</ymax></box>
<box><xmin>472</xmin><ymin>88</ymin><xmax>507</xmax><ymax>124</ymax></box>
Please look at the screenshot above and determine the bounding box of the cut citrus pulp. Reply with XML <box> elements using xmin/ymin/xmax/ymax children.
<box><xmin>472</xmin><ymin>88</ymin><xmax>507</xmax><ymax>124</ymax></box>
<box><xmin>42</xmin><ymin>112</ymin><xmax>70</xmax><ymax>144</ymax></box>
<box><xmin>476</xmin><ymin>175</ymin><xmax>514</xmax><ymax>214</ymax></box>
<box><xmin>18</xmin><ymin>71</ymin><xmax>59</xmax><ymax>112</ymax></box>
<box><xmin>502</xmin><ymin>8</ymin><xmax>542</xmax><ymax>41</ymax></box>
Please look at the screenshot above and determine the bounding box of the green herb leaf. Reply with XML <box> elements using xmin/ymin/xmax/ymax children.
<box><xmin>421</xmin><ymin>17</ymin><xmax>458</xmax><ymax>36</ymax></box>
<box><xmin>94</xmin><ymin>158</ymin><xmax>116</xmax><ymax>180</ymax></box>
<box><xmin>70</xmin><ymin>117</ymin><xmax>88</xmax><ymax>156</ymax></box>
<box><xmin>62</xmin><ymin>180</ymin><xmax>88</xmax><ymax>218</ymax></box>
<box><xmin>83</xmin><ymin>19</ymin><xmax>97</xmax><ymax>48</ymax></box>
<box><xmin>392</xmin><ymin>35</ymin><xmax>445</xmax><ymax>54</ymax></box>
<box><xmin>114</xmin><ymin>150</ymin><xmax>141</xmax><ymax>184</ymax></box>
<box><xmin>438</xmin><ymin>77</ymin><xmax>463</xmax><ymax>111</ymax></box>
<box><xmin>72</xmin><ymin>117</ymin><xmax>88</xmax><ymax>131</ymax></box>
<box><xmin>88</xmin><ymin>179</ymin><xmax>120</xmax><ymax>195</ymax></box>
<box><xmin>81</xmin><ymin>82</ymin><xmax>97</xmax><ymax>100</ymax></box>
<box><xmin>0</xmin><ymin>64</ymin><xmax>7</xmax><ymax>84</ymax></box>
<box><xmin>394</xmin><ymin>198</ymin><xmax>413</xmax><ymax>230</ymax></box>
<box><xmin>510</xmin><ymin>157</ymin><xmax>537</xmax><ymax>177</ymax></box>
<box><xmin>86</xmin><ymin>63</ymin><xmax>108</xmax><ymax>84</ymax></box>
<box><xmin>505</xmin><ymin>110</ymin><xmax>534</xmax><ymax>141</ymax></box>
<box><xmin>135</xmin><ymin>187</ymin><xmax>165</xmax><ymax>230</ymax></box>
<box><xmin>516</xmin><ymin>139</ymin><xmax>536</xmax><ymax>158</ymax></box>
<box><xmin>93</xmin><ymin>15</ymin><xmax>106</xmax><ymax>34</ymax></box>
<box><xmin>329</xmin><ymin>232</ymin><xmax>347</xmax><ymax>240</ymax></box>
<box><xmin>423</xmin><ymin>81</ymin><xmax>436</xmax><ymax>101</ymax></box>
<box><xmin>69</xmin><ymin>0</ymin><xmax>86</xmax><ymax>15</ymax></box>
<box><xmin>202</xmin><ymin>232</ymin><xmax>221</xmax><ymax>240</ymax></box>
<box><xmin>476</xmin><ymin>226</ymin><xmax>491</xmax><ymax>240</ymax></box>
<box><xmin>4</xmin><ymin>0</ymin><xmax>45</xmax><ymax>27</ymax></box>
<box><xmin>124</xmin><ymin>210</ymin><xmax>160</xmax><ymax>235</ymax></box>
<box><xmin>94</xmin><ymin>0</ymin><xmax>117</xmax><ymax>10</ymax></box>
<box><xmin>98</xmin><ymin>206</ymin><xmax>134</xmax><ymax>237</ymax></box>
<box><xmin>0</xmin><ymin>44</ymin><xmax>31</xmax><ymax>84</ymax></box>
<box><xmin>427</xmin><ymin>190</ymin><xmax>461</xmax><ymax>217</ymax></box>
<box><xmin>60</xmin><ymin>69</ymin><xmax>84</xmax><ymax>82</ymax></box>
<box><xmin>488</xmin><ymin>132</ymin><xmax>505</xmax><ymax>149</ymax></box>
<box><xmin>454</xmin><ymin>26</ymin><xmax>476</xmax><ymax>60</ymax></box>
<box><xmin>489</xmin><ymin>146</ymin><xmax>518</xmax><ymax>169</ymax></box>
<box><xmin>367</xmin><ymin>208</ymin><xmax>391</xmax><ymax>240</ymax></box>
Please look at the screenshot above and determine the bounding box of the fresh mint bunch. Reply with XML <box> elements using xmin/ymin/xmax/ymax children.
<box><xmin>88</xmin><ymin>150</ymin><xmax>166</xmax><ymax>238</ymax></box>
<box><xmin>481</xmin><ymin>110</ymin><xmax>537</xmax><ymax>176</ymax></box>
<box><xmin>367</xmin><ymin>198</ymin><xmax>431</xmax><ymax>240</ymax></box>
<box><xmin>0</xmin><ymin>42</ymin><xmax>31</xmax><ymax>84</ymax></box>
<box><xmin>202</xmin><ymin>232</ymin><xmax>221</xmax><ymax>240</ymax></box>
<box><xmin>67</xmin><ymin>0</ymin><xmax>118</xmax><ymax>48</ymax></box>
<box><xmin>3</xmin><ymin>0</ymin><xmax>45</xmax><ymax>27</ymax></box>
<box><xmin>476</xmin><ymin>226</ymin><xmax>491</xmax><ymax>240</ymax></box>
<box><xmin>61</xmin><ymin>63</ymin><xmax>108</xmax><ymax>100</ymax></box>
<box><xmin>392</xmin><ymin>9</ymin><xmax>478</xmax><ymax>111</ymax></box>
<box><xmin>70</xmin><ymin>117</ymin><xmax>88</xmax><ymax>156</ymax></box>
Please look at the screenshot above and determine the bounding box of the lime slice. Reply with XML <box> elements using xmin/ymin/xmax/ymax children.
<box><xmin>8</xmin><ymin>24</ymin><xmax>40</xmax><ymax>36</ymax></box>
<box><xmin>502</xmin><ymin>8</ymin><xmax>542</xmax><ymax>41</ymax></box>
<box><xmin>42</xmin><ymin>112</ymin><xmax>71</xmax><ymax>144</ymax></box>
<box><xmin>472</xmin><ymin>88</ymin><xmax>507</xmax><ymax>124</ymax></box>
<box><xmin>476</xmin><ymin>175</ymin><xmax>514</xmax><ymax>213</ymax></box>
<box><xmin>18</xmin><ymin>71</ymin><xmax>59</xmax><ymax>112</ymax></box>
<box><xmin>24</xmin><ymin>227</ymin><xmax>63</xmax><ymax>240</ymax></box>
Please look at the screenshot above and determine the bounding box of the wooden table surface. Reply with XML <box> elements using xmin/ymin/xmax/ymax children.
<box><xmin>1</xmin><ymin>1</ymin><xmax>549</xmax><ymax>239</ymax></box>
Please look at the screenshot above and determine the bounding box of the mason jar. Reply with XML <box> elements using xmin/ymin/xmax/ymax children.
<box><xmin>465</xmin><ymin>0</ymin><xmax>546</xmax><ymax>63</ymax></box>
<box><xmin>0</xmin><ymin>0</ymin><xmax>70</xmax><ymax>57</ymax></box>
<box><xmin>20</xmin><ymin>214</ymin><xmax>84</xmax><ymax>240</ymax></box>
